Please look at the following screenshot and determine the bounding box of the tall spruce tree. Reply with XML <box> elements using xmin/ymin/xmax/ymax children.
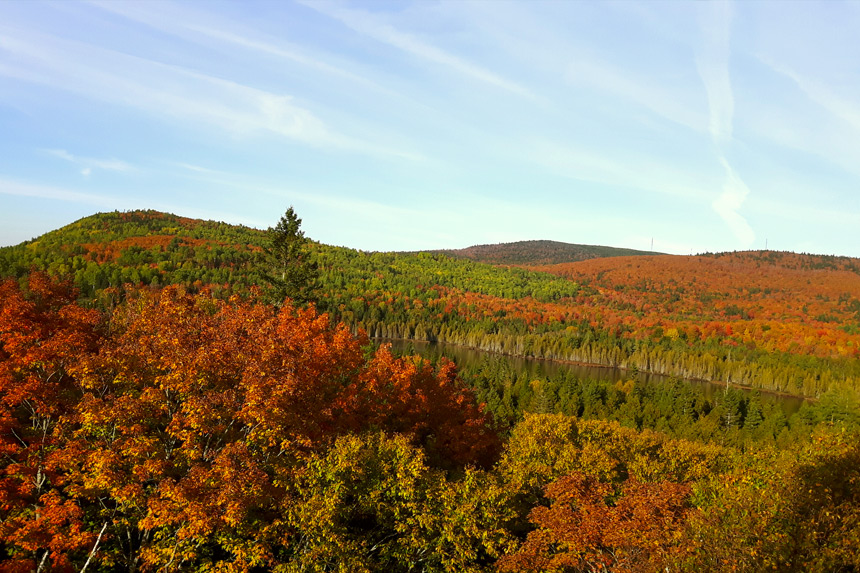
<box><xmin>262</xmin><ymin>206</ymin><xmax>319</xmax><ymax>307</ymax></box>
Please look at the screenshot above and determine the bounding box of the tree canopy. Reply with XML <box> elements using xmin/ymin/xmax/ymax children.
<box><xmin>1</xmin><ymin>274</ymin><xmax>859</xmax><ymax>571</ymax></box>
<box><xmin>262</xmin><ymin>206</ymin><xmax>319</xmax><ymax>307</ymax></box>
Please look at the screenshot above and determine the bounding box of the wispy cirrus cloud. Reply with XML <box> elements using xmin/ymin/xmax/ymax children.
<box><xmin>88</xmin><ymin>0</ymin><xmax>393</xmax><ymax>95</ymax></box>
<box><xmin>0</xmin><ymin>175</ymin><xmax>274</xmax><ymax>231</ymax></box>
<box><xmin>747</xmin><ymin>194</ymin><xmax>860</xmax><ymax>228</ymax></box>
<box><xmin>172</xmin><ymin>162</ymin><xmax>227</xmax><ymax>175</ymax></box>
<box><xmin>0</xmin><ymin>177</ymin><xmax>126</xmax><ymax>208</ymax></box>
<box><xmin>44</xmin><ymin>149</ymin><xmax>135</xmax><ymax>176</ymax></box>
<box><xmin>566</xmin><ymin>58</ymin><xmax>708</xmax><ymax>134</ymax></box>
<box><xmin>696</xmin><ymin>1</ymin><xmax>734</xmax><ymax>143</ymax></box>
<box><xmin>712</xmin><ymin>158</ymin><xmax>755</xmax><ymax>246</ymax></box>
<box><xmin>165</xmin><ymin>164</ymin><xmax>424</xmax><ymax>224</ymax></box>
<box><xmin>299</xmin><ymin>1</ymin><xmax>537</xmax><ymax>101</ymax></box>
<box><xmin>0</xmin><ymin>27</ymin><xmax>420</xmax><ymax>161</ymax></box>
<box><xmin>696</xmin><ymin>0</ymin><xmax>755</xmax><ymax>248</ymax></box>
<box><xmin>760</xmin><ymin>58</ymin><xmax>860</xmax><ymax>133</ymax></box>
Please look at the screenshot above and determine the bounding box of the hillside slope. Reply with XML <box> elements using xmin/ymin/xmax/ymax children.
<box><xmin>0</xmin><ymin>210</ymin><xmax>267</xmax><ymax>294</ymax></box>
<box><xmin>3</xmin><ymin>212</ymin><xmax>859</xmax><ymax>572</ymax></box>
<box><xmin>435</xmin><ymin>239</ymin><xmax>656</xmax><ymax>265</ymax></box>
<box><xmin>2</xmin><ymin>210</ymin><xmax>860</xmax><ymax>399</ymax></box>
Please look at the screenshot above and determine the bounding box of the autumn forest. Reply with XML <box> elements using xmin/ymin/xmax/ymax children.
<box><xmin>1</xmin><ymin>210</ymin><xmax>859</xmax><ymax>571</ymax></box>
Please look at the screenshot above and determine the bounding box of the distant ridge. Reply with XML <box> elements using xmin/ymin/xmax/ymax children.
<box><xmin>434</xmin><ymin>239</ymin><xmax>658</xmax><ymax>266</ymax></box>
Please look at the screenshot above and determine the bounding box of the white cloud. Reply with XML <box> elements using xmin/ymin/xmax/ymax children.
<box><xmin>0</xmin><ymin>177</ymin><xmax>126</xmax><ymax>208</ymax></box>
<box><xmin>760</xmin><ymin>58</ymin><xmax>860</xmax><ymax>134</ymax></box>
<box><xmin>740</xmin><ymin>92</ymin><xmax>860</xmax><ymax>181</ymax></box>
<box><xmin>299</xmin><ymin>1</ymin><xmax>537</xmax><ymax>100</ymax></box>
<box><xmin>712</xmin><ymin>158</ymin><xmax>754</xmax><ymax>247</ymax></box>
<box><xmin>45</xmin><ymin>149</ymin><xmax>75</xmax><ymax>162</ymax></box>
<box><xmin>694</xmin><ymin>1</ymin><xmax>755</xmax><ymax>248</ymax></box>
<box><xmin>0</xmin><ymin>176</ymin><xmax>274</xmax><ymax>232</ymax></box>
<box><xmin>44</xmin><ymin>148</ymin><xmax>135</xmax><ymax>173</ymax></box>
<box><xmin>746</xmin><ymin>194</ymin><xmax>860</xmax><ymax>227</ymax></box>
<box><xmin>88</xmin><ymin>0</ymin><xmax>392</xmax><ymax>95</ymax></box>
<box><xmin>696</xmin><ymin>0</ymin><xmax>734</xmax><ymax>143</ymax></box>
<box><xmin>172</xmin><ymin>162</ymin><xmax>225</xmax><ymax>175</ymax></box>
<box><xmin>566</xmin><ymin>58</ymin><xmax>707</xmax><ymax>134</ymax></box>
<box><xmin>0</xmin><ymin>27</ymin><xmax>418</xmax><ymax>160</ymax></box>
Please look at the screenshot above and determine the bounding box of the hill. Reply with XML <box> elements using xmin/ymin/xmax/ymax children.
<box><xmin>435</xmin><ymin>239</ymin><xmax>656</xmax><ymax>265</ymax></box>
<box><xmin>0</xmin><ymin>210</ymin><xmax>267</xmax><ymax>295</ymax></box>
<box><xmin>0</xmin><ymin>210</ymin><xmax>579</xmax><ymax>302</ymax></box>
<box><xmin>4</xmin><ymin>211</ymin><xmax>860</xmax><ymax>571</ymax></box>
<box><xmin>2</xmin><ymin>210</ymin><xmax>860</xmax><ymax>400</ymax></box>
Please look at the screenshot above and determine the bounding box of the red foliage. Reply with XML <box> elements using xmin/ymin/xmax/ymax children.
<box><xmin>1</xmin><ymin>278</ymin><xmax>498</xmax><ymax>568</ymax></box>
<box><xmin>497</xmin><ymin>472</ymin><xmax>692</xmax><ymax>573</ymax></box>
<box><xmin>0</xmin><ymin>274</ymin><xmax>102</xmax><ymax>566</ymax></box>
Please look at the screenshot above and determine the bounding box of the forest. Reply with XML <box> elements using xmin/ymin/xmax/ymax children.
<box><xmin>1</xmin><ymin>273</ymin><xmax>859</xmax><ymax>571</ymax></box>
<box><xmin>1</xmin><ymin>210</ymin><xmax>859</xmax><ymax>570</ymax></box>
<box><xmin>3</xmin><ymin>210</ymin><xmax>858</xmax><ymax>399</ymax></box>
<box><xmin>432</xmin><ymin>240</ymin><xmax>654</xmax><ymax>266</ymax></box>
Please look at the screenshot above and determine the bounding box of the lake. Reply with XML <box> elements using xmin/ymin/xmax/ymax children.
<box><xmin>379</xmin><ymin>338</ymin><xmax>806</xmax><ymax>415</ymax></box>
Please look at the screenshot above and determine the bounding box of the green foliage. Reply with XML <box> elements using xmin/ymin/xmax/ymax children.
<box><xmin>261</xmin><ymin>206</ymin><xmax>320</xmax><ymax>307</ymax></box>
<box><xmin>0</xmin><ymin>210</ymin><xmax>267</xmax><ymax>297</ymax></box>
<box><xmin>436</xmin><ymin>239</ymin><xmax>656</xmax><ymax>265</ymax></box>
<box><xmin>1</xmin><ymin>272</ymin><xmax>859</xmax><ymax>571</ymax></box>
<box><xmin>280</xmin><ymin>432</ymin><xmax>514</xmax><ymax>572</ymax></box>
<box><xmin>456</xmin><ymin>353</ymin><xmax>860</xmax><ymax>448</ymax></box>
<box><xmin>3</xmin><ymin>209</ymin><xmax>860</xmax><ymax>407</ymax></box>
<box><xmin>683</xmin><ymin>430</ymin><xmax>860</xmax><ymax>572</ymax></box>
<box><xmin>316</xmin><ymin>247</ymin><xmax>579</xmax><ymax>305</ymax></box>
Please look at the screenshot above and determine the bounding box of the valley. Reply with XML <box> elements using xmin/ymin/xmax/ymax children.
<box><xmin>1</xmin><ymin>209</ymin><xmax>858</xmax><ymax>571</ymax></box>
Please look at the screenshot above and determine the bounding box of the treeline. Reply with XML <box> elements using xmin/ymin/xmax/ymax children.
<box><xmin>2</xmin><ymin>275</ymin><xmax>859</xmax><ymax>571</ymax></box>
<box><xmin>316</xmin><ymin>246</ymin><xmax>580</xmax><ymax>303</ymax></box>
<box><xmin>334</xmin><ymin>290</ymin><xmax>860</xmax><ymax>399</ymax></box>
<box><xmin>435</xmin><ymin>239</ymin><xmax>653</xmax><ymax>266</ymax></box>
<box><xmin>698</xmin><ymin>249</ymin><xmax>860</xmax><ymax>273</ymax></box>
<box><xmin>0</xmin><ymin>211</ymin><xmax>579</xmax><ymax>304</ymax></box>
<box><xmin>451</xmin><ymin>353</ymin><xmax>859</xmax><ymax>449</ymax></box>
<box><xmin>323</xmin><ymin>250</ymin><xmax>860</xmax><ymax>398</ymax></box>
<box><xmin>3</xmin><ymin>210</ymin><xmax>860</xmax><ymax>399</ymax></box>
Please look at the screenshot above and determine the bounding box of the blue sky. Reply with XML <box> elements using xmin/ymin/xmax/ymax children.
<box><xmin>1</xmin><ymin>1</ymin><xmax>859</xmax><ymax>256</ymax></box>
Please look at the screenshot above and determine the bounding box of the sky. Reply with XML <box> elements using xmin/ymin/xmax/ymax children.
<box><xmin>1</xmin><ymin>1</ymin><xmax>859</xmax><ymax>256</ymax></box>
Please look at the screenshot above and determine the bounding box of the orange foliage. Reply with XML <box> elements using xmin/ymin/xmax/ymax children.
<box><xmin>355</xmin><ymin>347</ymin><xmax>500</xmax><ymax>468</ymax></box>
<box><xmin>0</xmin><ymin>274</ymin><xmax>102</xmax><ymax>567</ymax></box>
<box><xmin>513</xmin><ymin>252</ymin><xmax>860</xmax><ymax>359</ymax></box>
<box><xmin>82</xmin><ymin>235</ymin><xmax>209</xmax><ymax>262</ymax></box>
<box><xmin>2</xmin><ymin>278</ymin><xmax>498</xmax><ymax>569</ymax></box>
<box><xmin>497</xmin><ymin>472</ymin><xmax>692</xmax><ymax>573</ymax></box>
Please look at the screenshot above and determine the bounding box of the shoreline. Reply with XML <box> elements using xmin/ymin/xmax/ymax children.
<box><xmin>372</xmin><ymin>336</ymin><xmax>814</xmax><ymax>403</ymax></box>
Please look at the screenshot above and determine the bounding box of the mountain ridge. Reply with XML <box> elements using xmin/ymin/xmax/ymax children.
<box><xmin>2</xmin><ymin>209</ymin><xmax>860</xmax><ymax>401</ymax></box>
<box><xmin>431</xmin><ymin>239</ymin><xmax>658</xmax><ymax>266</ymax></box>
<box><xmin>5</xmin><ymin>210</ymin><xmax>858</xmax><ymax>267</ymax></box>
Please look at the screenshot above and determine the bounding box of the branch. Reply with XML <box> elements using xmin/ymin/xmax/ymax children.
<box><xmin>36</xmin><ymin>549</ymin><xmax>50</xmax><ymax>573</ymax></box>
<box><xmin>10</xmin><ymin>426</ymin><xmax>28</xmax><ymax>448</ymax></box>
<box><xmin>80</xmin><ymin>522</ymin><xmax>109</xmax><ymax>573</ymax></box>
<box><xmin>163</xmin><ymin>533</ymin><xmax>180</xmax><ymax>571</ymax></box>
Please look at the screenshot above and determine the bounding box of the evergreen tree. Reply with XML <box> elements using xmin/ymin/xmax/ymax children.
<box><xmin>745</xmin><ymin>392</ymin><xmax>765</xmax><ymax>429</ymax></box>
<box><xmin>262</xmin><ymin>206</ymin><xmax>319</xmax><ymax>307</ymax></box>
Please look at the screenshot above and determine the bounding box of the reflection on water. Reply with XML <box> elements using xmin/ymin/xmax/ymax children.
<box><xmin>379</xmin><ymin>338</ymin><xmax>806</xmax><ymax>416</ymax></box>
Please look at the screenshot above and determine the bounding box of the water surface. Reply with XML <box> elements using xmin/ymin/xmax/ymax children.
<box><xmin>380</xmin><ymin>338</ymin><xmax>806</xmax><ymax>415</ymax></box>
